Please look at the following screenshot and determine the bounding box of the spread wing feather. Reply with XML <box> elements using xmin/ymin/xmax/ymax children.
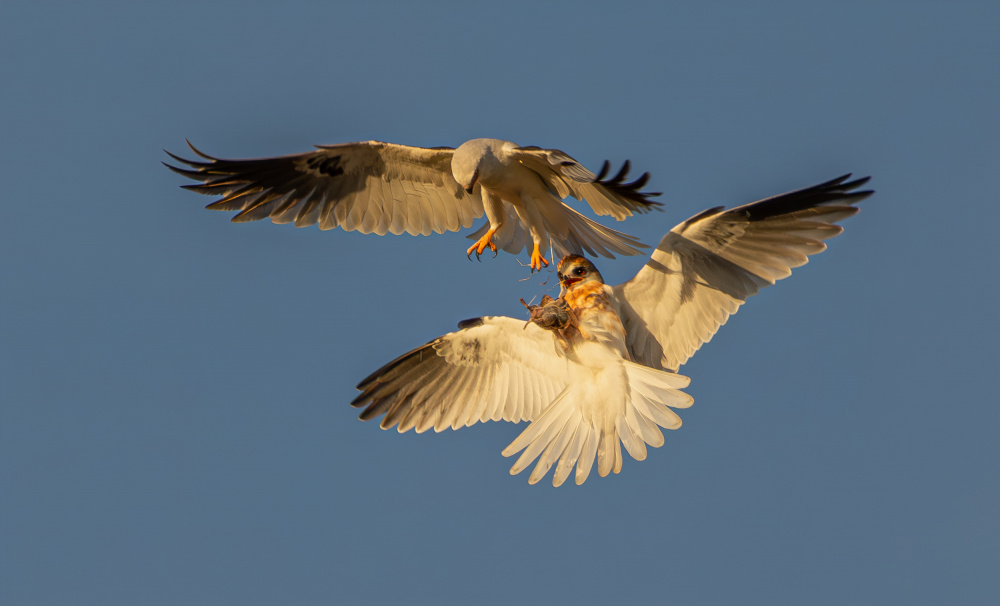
<box><xmin>513</xmin><ymin>147</ymin><xmax>662</xmax><ymax>220</ymax></box>
<box><xmin>164</xmin><ymin>140</ymin><xmax>483</xmax><ymax>237</ymax></box>
<box><xmin>613</xmin><ymin>174</ymin><xmax>873</xmax><ymax>371</ymax></box>
<box><xmin>351</xmin><ymin>314</ymin><xmax>694</xmax><ymax>486</ymax></box>
<box><xmin>351</xmin><ymin>317</ymin><xmax>572</xmax><ymax>432</ymax></box>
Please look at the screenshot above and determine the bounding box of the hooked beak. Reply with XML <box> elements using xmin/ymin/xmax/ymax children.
<box><xmin>464</xmin><ymin>171</ymin><xmax>479</xmax><ymax>195</ymax></box>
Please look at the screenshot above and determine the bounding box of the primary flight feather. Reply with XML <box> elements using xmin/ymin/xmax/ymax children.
<box><xmin>164</xmin><ymin>138</ymin><xmax>661</xmax><ymax>270</ymax></box>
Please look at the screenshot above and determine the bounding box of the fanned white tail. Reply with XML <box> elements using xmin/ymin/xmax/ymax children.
<box><xmin>501</xmin><ymin>362</ymin><xmax>693</xmax><ymax>486</ymax></box>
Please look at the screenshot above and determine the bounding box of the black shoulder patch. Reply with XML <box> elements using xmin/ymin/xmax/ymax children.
<box><xmin>457</xmin><ymin>317</ymin><xmax>484</xmax><ymax>329</ymax></box>
<box><xmin>304</xmin><ymin>154</ymin><xmax>344</xmax><ymax>178</ymax></box>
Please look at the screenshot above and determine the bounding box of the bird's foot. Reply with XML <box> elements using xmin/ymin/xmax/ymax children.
<box><xmin>530</xmin><ymin>244</ymin><xmax>550</xmax><ymax>272</ymax></box>
<box><xmin>466</xmin><ymin>227</ymin><xmax>499</xmax><ymax>261</ymax></box>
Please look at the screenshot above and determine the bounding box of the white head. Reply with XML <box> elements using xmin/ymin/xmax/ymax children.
<box><xmin>451</xmin><ymin>139</ymin><xmax>496</xmax><ymax>193</ymax></box>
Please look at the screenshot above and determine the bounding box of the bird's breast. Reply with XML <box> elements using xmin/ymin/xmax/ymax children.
<box><xmin>564</xmin><ymin>283</ymin><xmax>629</xmax><ymax>358</ymax></box>
<box><xmin>565</xmin><ymin>282</ymin><xmax>611</xmax><ymax>312</ymax></box>
<box><xmin>479</xmin><ymin>159</ymin><xmax>543</xmax><ymax>198</ymax></box>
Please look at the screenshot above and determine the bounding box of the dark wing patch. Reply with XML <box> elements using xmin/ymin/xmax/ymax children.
<box><xmin>164</xmin><ymin>140</ymin><xmax>483</xmax><ymax>237</ymax></box>
<box><xmin>163</xmin><ymin>140</ymin><xmax>377</xmax><ymax>223</ymax></box>
<box><xmin>303</xmin><ymin>154</ymin><xmax>344</xmax><ymax>178</ymax></box>
<box><xmin>352</xmin><ymin>338</ymin><xmax>450</xmax><ymax>427</ymax></box>
<box><xmin>736</xmin><ymin>174</ymin><xmax>873</xmax><ymax>221</ymax></box>
<box><xmin>457</xmin><ymin>317</ymin><xmax>484</xmax><ymax>329</ymax></box>
<box><xmin>592</xmin><ymin>159</ymin><xmax>662</xmax><ymax>213</ymax></box>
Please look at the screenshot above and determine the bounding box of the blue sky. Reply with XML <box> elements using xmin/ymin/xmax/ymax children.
<box><xmin>1</xmin><ymin>1</ymin><xmax>997</xmax><ymax>604</ymax></box>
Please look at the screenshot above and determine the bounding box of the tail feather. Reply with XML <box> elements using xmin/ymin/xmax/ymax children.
<box><xmin>465</xmin><ymin>200</ymin><xmax>649</xmax><ymax>260</ymax></box>
<box><xmin>624</xmin><ymin>402</ymin><xmax>660</xmax><ymax>450</ymax></box>
<box><xmin>527</xmin><ymin>418</ymin><xmax>580</xmax><ymax>485</ymax></box>
<box><xmin>502</xmin><ymin>363</ymin><xmax>693</xmax><ymax>486</ymax></box>
<box><xmin>552</xmin><ymin>203</ymin><xmax>648</xmax><ymax>259</ymax></box>
<box><xmin>617</xmin><ymin>412</ymin><xmax>647</xmax><ymax>462</ymax></box>
<box><xmin>502</xmin><ymin>388</ymin><xmax>571</xmax><ymax>459</ymax></box>
<box><xmin>597</xmin><ymin>424</ymin><xmax>622</xmax><ymax>478</ymax></box>
<box><xmin>509</xmin><ymin>402</ymin><xmax>573</xmax><ymax>478</ymax></box>
<box><xmin>552</xmin><ymin>426</ymin><xmax>588</xmax><ymax>486</ymax></box>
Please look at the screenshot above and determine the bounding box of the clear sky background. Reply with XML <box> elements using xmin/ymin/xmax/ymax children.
<box><xmin>2</xmin><ymin>2</ymin><xmax>997</xmax><ymax>604</ymax></box>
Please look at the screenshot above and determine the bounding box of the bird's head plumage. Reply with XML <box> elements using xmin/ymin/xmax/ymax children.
<box><xmin>452</xmin><ymin>139</ymin><xmax>494</xmax><ymax>193</ymax></box>
<box><xmin>557</xmin><ymin>255</ymin><xmax>604</xmax><ymax>293</ymax></box>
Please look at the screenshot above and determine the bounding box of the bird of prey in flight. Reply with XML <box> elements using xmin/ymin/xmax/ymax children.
<box><xmin>164</xmin><ymin>138</ymin><xmax>661</xmax><ymax>271</ymax></box>
<box><xmin>351</xmin><ymin>174</ymin><xmax>873</xmax><ymax>485</ymax></box>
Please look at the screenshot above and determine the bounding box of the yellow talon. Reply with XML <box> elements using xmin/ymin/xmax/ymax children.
<box><xmin>530</xmin><ymin>243</ymin><xmax>550</xmax><ymax>272</ymax></box>
<box><xmin>466</xmin><ymin>227</ymin><xmax>498</xmax><ymax>260</ymax></box>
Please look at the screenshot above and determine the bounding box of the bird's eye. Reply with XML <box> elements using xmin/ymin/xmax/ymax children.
<box><xmin>575</xmin><ymin>267</ymin><xmax>587</xmax><ymax>276</ymax></box>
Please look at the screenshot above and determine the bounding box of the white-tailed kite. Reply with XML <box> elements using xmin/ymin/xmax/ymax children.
<box><xmin>164</xmin><ymin>138</ymin><xmax>661</xmax><ymax>270</ymax></box>
<box><xmin>351</xmin><ymin>174</ymin><xmax>873</xmax><ymax>485</ymax></box>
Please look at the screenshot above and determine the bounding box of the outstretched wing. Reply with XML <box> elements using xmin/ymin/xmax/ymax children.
<box><xmin>613</xmin><ymin>174</ymin><xmax>873</xmax><ymax>371</ymax></box>
<box><xmin>513</xmin><ymin>146</ymin><xmax>662</xmax><ymax>220</ymax></box>
<box><xmin>351</xmin><ymin>317</ymin><xmax>572</xmax><ymax>434</ymax></box>
<box><xmin>164</xmin><ymin>141</ymin><xmax>483</xmax><ymax>236</ymax></box>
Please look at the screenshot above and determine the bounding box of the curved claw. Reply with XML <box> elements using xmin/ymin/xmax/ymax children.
<box><xmin>465</xmin><ymin>226</ymin><xmax>498</xmax><ymax>262</ymax></box>
<box><xmin>529</xmin><ymin>243</ymin><xmax>550</xmax><ymax>273</ymax></box>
